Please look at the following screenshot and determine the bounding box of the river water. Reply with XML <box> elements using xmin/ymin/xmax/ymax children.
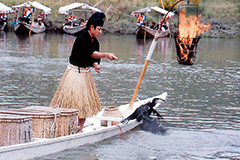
<box><xmin>0</xmin><ymin>31</ymin><xmax>239</xmax><ymax>159</ymax></box>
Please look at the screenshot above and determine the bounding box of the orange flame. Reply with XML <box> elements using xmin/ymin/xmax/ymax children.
<box><xmin>179</xmin><ymin>9</ymin><xmax>211</xmax><ymax>44</ymax></box>
<box><xmin>175</xmin><ymin>9</ymin><xmax>211</xmax><ymax>65</ymax></box>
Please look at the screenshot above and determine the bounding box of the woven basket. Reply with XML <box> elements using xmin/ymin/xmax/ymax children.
<box><xmin>22</xmin><ymin>106</ymin><xmax>78</xmax><ymax>137</ymax></box>
<box><xmin>0</xmin><ymin>108</ymin><xmax>59</xmax><ymax>138</ymax></box>
<box><xmin>101</xmin><ymin>106</ymin><xmax>123</xmax><ymax>127</ymax></box>
<box><xmin>0</xmin><ymin>113</ymin><xmax>33</xmax><ymax>147</ymax></box>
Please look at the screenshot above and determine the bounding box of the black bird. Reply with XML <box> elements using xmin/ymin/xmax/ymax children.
<box><xmin>121</xmin><ymin>98</ymin><xmax>167</xmax><ymax>135</ymax></box>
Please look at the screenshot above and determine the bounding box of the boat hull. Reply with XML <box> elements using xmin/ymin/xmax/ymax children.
<box><xmin>14</xmin><ymin>22</ymin><xmax>46</xmax><ymax>34</ymax></box>
<box><xmin>135</xmin><ymin>25</ymin><xmax>169</xmax><ymax>38</ymax></box>
<box><xmin>0</xmin><ymin>92</ymin><xmax>167</xmax><ymax>159</ymax></box>
<box><xmin>62</xmin><ymin>25</ymin><xmax>86</xmax><ymax>35</ymax></box>
<box><xmin>0</xmin><ymin>121</ymin><xmax>139</xmax><ymax>159</ymax></box>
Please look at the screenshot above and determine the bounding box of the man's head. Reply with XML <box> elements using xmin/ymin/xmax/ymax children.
<box><xmin>86</xmin><ymin>12</ymin><xmax>105</xmax><ymax>30</ymax></box>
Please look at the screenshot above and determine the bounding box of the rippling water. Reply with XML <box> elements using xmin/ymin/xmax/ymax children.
<box><xmin>0</xmin><ymin>31</ymin><xmax>239</xmax><ymax>159</ymax></box>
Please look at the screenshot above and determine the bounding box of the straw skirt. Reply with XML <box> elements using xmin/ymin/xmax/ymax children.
<box><xmin>50</xmin><ymin>64</ymin><xmax>102</xmax><ymax>118</ymax></box>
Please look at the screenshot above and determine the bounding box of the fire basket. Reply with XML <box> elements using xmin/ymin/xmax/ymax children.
<box><xmin>174</xmin><ymin>32</ymin><xmax>201</xmax><ymax>65</ymax></box>
<box><xmin>174</xmin><ymin>3</ymin><xmax>201</xmax><ymax>65</ymax></box>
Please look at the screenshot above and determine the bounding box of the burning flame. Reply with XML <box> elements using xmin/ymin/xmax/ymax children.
<box><xmin>178</xmin><ymin>9</ymin><xmax>211</xmax><ymax>45</ymax></box>
<box><xmin>175</xmin><ymin>9</ymin><xmax>211</xmax><ymax>65</ymax></box>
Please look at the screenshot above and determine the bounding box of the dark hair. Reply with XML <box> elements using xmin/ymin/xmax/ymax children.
<box><xmin>86</xmin><ymin>12</ymin><xmax>105</xmax><ymax>30</ymax></box>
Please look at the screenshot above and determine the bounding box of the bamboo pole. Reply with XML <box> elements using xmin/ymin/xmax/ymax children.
<box><xmin>29</xmin><ymin>7</ymin><xmax>36</xmax><ymax>35</ymax></box>
<box><xmin>93</xmin><ymin>0</ymin><xmax>104</xmax><ymax>7</ymax></box>
<box><xmin>129</xmin><ymin>0</ymin><xmax>189</xmax><ymax>108</ymax></box>
<box><xmin>129</xmin><ymin>31</ymin><xmax>159</xmax><ymax>108</ymax></box>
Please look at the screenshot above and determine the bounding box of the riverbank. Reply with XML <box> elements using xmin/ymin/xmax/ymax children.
<box><xmin>5</xmin><ymin>18</ymin><xmax>238</xmax><ymax>39</ymax></box>
<box><xmin>2</xmin><ymin>0</ymin><xmax>240</xmax><ymax>38</ymax></box>
<box><xmin>38</xmin><ymin>19</ymin><xmax>240</xmax><ymax>38</ymax></box>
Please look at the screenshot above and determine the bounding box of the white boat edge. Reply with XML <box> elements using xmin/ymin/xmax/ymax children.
<box><xmin>0</xmin><ymin>92</ymin><xmax>167</xmax><ymax>160</ymax></box>
<box><xmin>62</xmin><ymin>25</ymin><xmax>86</xmax><ymax>35</ymax></box>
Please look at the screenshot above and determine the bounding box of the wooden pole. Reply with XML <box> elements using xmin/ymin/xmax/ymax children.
<box><xmin>93</xmin><ymin>0</ymin><xmax>104</xmax><ymax>7</ymax></box>
<box><xmin>29</xmin><ymin>7</ymin><xmax>36</xmax><ymax>35</ymax></box>
<box><xmin>129</xmin><ymin>32</ymin><xmax>159</xmax><ymax>108</ymax></box>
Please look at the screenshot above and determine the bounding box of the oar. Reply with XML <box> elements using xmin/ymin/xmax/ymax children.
<box><xmin>129</xmin><ymin>0</ymin><xmax>190</xmax><ymax>108</ymax></box>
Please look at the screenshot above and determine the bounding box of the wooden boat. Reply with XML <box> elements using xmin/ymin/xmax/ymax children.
<box><xmin>14</xmin><ymin>22</ymin><xmax>46</xmax><ymax>34</ymax></box>
<box><xmin>62</xmin><ymin>24</ymin><xmax>86</xmax><ymax>35</ymax></box>
<box><xmin>0</xmin><ymin>92</ymin><xmax>167</xmax><ymax>159</ymax></box>
<box><xmin>135</xmin><ymin>25</ymin><xmax>169</xmax><ymax>38</ymax></box>
<box><xmin>59</xmin><ymin>2</ymin><xmax>101</xmax><ymax>35</ymax></box>
<box><xmin>132</xmin><ymin>6</ymin><xmax>174</xmax><ymax>39</ymax></box>
<box><xmin>12</xmin><ymin>1</ymin><xmax>51</xmax><ymax>34</ymax></box>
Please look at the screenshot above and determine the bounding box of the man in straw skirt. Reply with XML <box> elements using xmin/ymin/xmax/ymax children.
<box><xmin>50</xmin><ymin>12</ymin><xmax>118</xmax><ymax>132</ymax></box>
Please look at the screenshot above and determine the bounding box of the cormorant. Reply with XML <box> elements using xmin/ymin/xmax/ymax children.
<box><xmin>121</xmin><ymin>98</ymin><xmax>167</xmax><ymax>135</ymax></box>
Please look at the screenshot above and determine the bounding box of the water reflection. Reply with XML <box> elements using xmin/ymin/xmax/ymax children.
<box><xmin>0</xmin><ymin>31</ymin><xmax>6</xmax><ymax>49</ymax></box>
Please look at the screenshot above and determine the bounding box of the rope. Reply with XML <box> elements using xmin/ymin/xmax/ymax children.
<box><xmin>50</xmin><ymin>113</ymin><xmax>58</xmax><ymax>138</ymax></box>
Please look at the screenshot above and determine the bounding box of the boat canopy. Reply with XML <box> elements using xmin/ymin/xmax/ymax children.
<box><xmin>12</xmin><ymin>1</ymin><xmax>51</xmax><ymax>14</ymax></box>
<box><xmin>151</xmin><ymin>6</ymin><xmax>174</xmax><ymax>18</ymax></box>
<box><xmin>131</xmin><ymin>7</ymin><xmax>152</xmax><ymax>15</ymax></box>
<box><xmin>0</xmin><ymin>2</ymin><xmax>12</xmax><ymax>13</ymax></box>
<box><xmin>59</xmin><ymin>2</ymin><xmax>101</xmax><ymax>15</ymax></box>
<box><xmin>131</xmin><ymin>6</ymin><xmax>174</xmax><ymax>19</ymax></box>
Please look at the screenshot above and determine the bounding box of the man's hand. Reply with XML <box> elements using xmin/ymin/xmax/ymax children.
<box><xmin>93</xmin><ymin>62</ymin><xmax>101</xmax><ymax>73</ymax></box>
<box><xmin>106</xmin><ymin>53</ymin><xmax>118</xmax><ymax>60</ymax></box>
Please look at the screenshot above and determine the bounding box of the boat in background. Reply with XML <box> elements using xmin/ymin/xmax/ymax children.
<box><xmin>0</xmin><ymin>92</ymin><xmax>167</xmax><ymax>160</ymax></box>
<box><xmin>0</xmin><ymin>2</ymin><xmax>12</xmax><ymax>31</ymax></box>
<box><xmin>59</xmin><ymin>2</ymin><xmax>101</xmax><ymax>36</ymax></box>
<box><xmin>12</xmin><ymin>1</ymin><xmax>51</xmax><ymax>34</ymax></box>
<box><xmin>135</xmin><ymin>25</ymin><xmax>169</xmax><ymax>38</ymax></box>
<box><xmin>132</xmin><ymin>6</ymin><xmax>174</xmax><ymax>38</ymax></box>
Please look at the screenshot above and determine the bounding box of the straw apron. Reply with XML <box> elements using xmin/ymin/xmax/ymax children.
<box><xmin>50</xmin><ymin>64</ymin><xmax>102</xmax><ymax>118</ymax></box>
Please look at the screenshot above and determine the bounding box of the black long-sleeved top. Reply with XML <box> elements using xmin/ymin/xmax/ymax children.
<box><xmin>69</xmin><ymin>30</ymin><xmax>100</xmax><ymax>68</ymax></box>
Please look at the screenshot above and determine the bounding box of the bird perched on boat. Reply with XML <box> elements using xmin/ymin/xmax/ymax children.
<box><xmin>121</xmin><ymin>98</ymin><xmax>167</xmax><ymax>135</ymax></box>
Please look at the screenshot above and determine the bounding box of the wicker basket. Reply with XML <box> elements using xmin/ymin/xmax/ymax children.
<box><xmin>56</xmin><ymin>108</ymin><xmax>78</xmax><ymax>137</ymax></box>
<box><xmin>101</xmin><ymin>106</ymin><xmax>123</xmax><ymax>127</ymax></box>
<box><xmin>22</xmin><ymin>106</ymin><xmax>78</xmax><ymax>137</ymax></box>
<box><xmin>0</xmin><ymin>108</ymin><xmax>59</xmax><ymax>138</ymax></box>
<box><xmin>0</xmin><ymin>113</ymin><xmax>33</xmax><ymax>146</ymax></box>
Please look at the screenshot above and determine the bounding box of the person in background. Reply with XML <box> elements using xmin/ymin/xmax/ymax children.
<box><xmin>80</xmin><ymin>18</ymin><xmax>86</xmax><ymax>26</ymax></box>
<box><xmin>50</xmin><ymin>12</ymin><xmax>118</xmax><ymax>132</ymax></box>
<box><xmin>150</xmin><ymin>22</ymin><xmax>156</xmax><ymax>29</ymax></box>
<box><xmin>38</xmin><ymin>11</ymin><xmax>46</xmax><ymax>23</ymax></box>
<box><xmin>23</xmin><ymin>6</ymin><xmax>32</xmax><ymax>23</ymax></box>
<box><xmin>136</xmin><ymin>13</ymin><xmax>146</xmax><ymax>26</ymax></box>
<box><xmin>38</xmin><ymin>20</ymin><xmax>45</xmax><ymax>28</ymax></box>
<box><xmin>1</xmin><ymin>12</ymin><xmax>7</xmax><ymax>22</ymax></box>
<box><xmin>11</xmin><ymin>17</ymin><xmax>17</xmax><ymax>26</ymax></box>
<box><xmin>63</xmin><ymin>19</ymin><xmax>70</xmax><ymax>27</ymax></box>
<box><xmin>68</xmin><ymin>13</ymin><xmax>76</xmax><ymax>26</ymax></box>
<box><xmin>160</xmin><ymin>18</ymin><xmax>169</xmax><ymax>31</ymax></box>
<box><xmin>0</xmin><ymin>13</ymin><xmax>4</xmax><ymax>25</ymax></box>
<box><xmin>32</xmin><ymin>19</ymin><xmax>39</xmax><ymax>27</ymax></box>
